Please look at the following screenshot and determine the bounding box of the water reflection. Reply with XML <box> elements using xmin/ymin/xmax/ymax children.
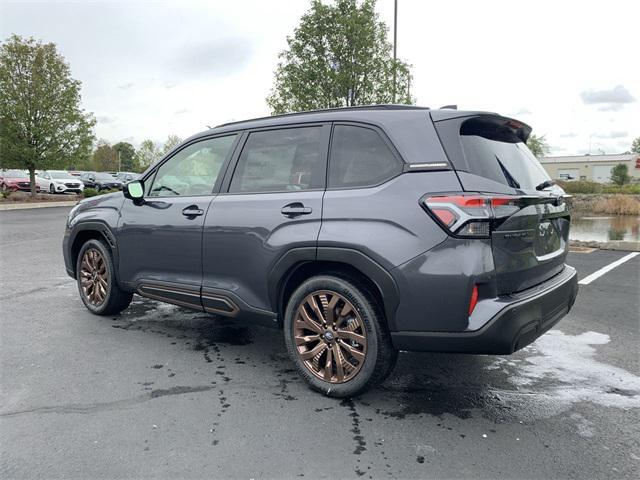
<box><xmin>570</xmin><ymin>215</ymin><xmax>640</xmax><ymax>242</ymax></box>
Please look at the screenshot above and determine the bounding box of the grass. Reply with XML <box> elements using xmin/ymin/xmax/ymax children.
<box><xmin>591</xmin><ymin>195</ymin><xmax>640</xmax><ymax>215</ymax></box>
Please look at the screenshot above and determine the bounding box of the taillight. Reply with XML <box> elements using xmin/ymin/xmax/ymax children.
<box><xmin>422</xmin><ymin>194</ymin><xmax>521</xmax><ymax>238</ymax></box>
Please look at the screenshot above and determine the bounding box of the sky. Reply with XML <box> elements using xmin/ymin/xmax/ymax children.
<box><xmin>1</xmin><ymin>0</ymin><xmax>639</xmax><ymax>155</ymax></box>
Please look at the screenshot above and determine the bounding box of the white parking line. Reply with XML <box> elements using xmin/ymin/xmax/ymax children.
<box><xmin>578</xmin><ymin>252</ymin><xmax>640</xmax><ymax>285</ymax></box>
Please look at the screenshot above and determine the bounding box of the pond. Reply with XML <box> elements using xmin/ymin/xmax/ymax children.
<box><xmin>570</xmin><ymin>215</ymin><xmax>640</xmax><ymax>242</ymax></box>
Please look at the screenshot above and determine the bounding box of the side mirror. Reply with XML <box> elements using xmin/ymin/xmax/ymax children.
<box><xmin>124</xmin><ymin>180</ymin><xmax>144</xmax><ymax>202</ymax></box>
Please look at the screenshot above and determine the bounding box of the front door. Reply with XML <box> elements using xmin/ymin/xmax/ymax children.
<box><xmin>202</xmin><ymin>125</ymin><xmax>329</xmax><ymax>317</ymax></box>
<box><xmin>117</xmin><ymin>134</ymin><xmax>239</xmax><ymax>308</ymax></box>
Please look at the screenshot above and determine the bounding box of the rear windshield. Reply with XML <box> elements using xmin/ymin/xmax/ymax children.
<box><xmin>436</xmin><ymin>116</ymin><xmax>551</xmax><ymax>191</ymax></box>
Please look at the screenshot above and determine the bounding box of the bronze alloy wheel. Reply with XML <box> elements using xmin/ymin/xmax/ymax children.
<box><xmin>79</xmin><ymin>248</ymin><xmax>108</xmax><ymax>306</ymax></box>
<box><xmin>294</xmin><ymin>290</ymin><xmax>367</xmax><ymax>383</ymax></box>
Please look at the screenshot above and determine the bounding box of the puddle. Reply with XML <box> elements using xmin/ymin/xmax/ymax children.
<box><xmin>112</xmin><ymin>297</ymin><xmax>253</xmax><ymax>348</ymax></box>
<box><xmin>571</xmin><ymin>215</ymin><xmax>639</xmax><ymax>242</ymax></box>
<box><xmin>499</xmin><ymin>330</ymin><xmax>640</xmax><ymax>410</ymax></box>
<box><xmin>374</xmin><ymin>330</ymin><xmax>639</xmax><ymax>423</ymax></box>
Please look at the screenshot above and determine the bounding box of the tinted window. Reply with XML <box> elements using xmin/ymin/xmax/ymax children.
<box><xmin>436</xmin><ymin>116</ymin><xmax>550</xmax><ymax>192</ymax></box>
<box><xmin>328</xmin><ymin>125</ymin><xmax>401</xmax><ymax>188</ymax></box>
<box><xmin>148</xmin><ymin>135</ymin><xmax>236</xmax><ymax>197</ymax></box>
<box><xmin>229</xmin><ymin>127</ymin><xmax>324</xmax><ymax>193</ymax></box>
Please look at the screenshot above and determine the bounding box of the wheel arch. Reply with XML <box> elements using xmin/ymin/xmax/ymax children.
<box><xmin>271</xmin><ymin>247</ymin><xmax>400</xmax><ymax>330</ymax></box>
<box><xmin>69</xmin><ymin>222</ymin><xmax>118</xmax><ymax>279</ymax></box>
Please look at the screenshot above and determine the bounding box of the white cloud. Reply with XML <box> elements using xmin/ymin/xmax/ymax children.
<box><xmin>580</xmin><ymin>85</ymin><xmax>636</xmax><ymax>105</ymax></box>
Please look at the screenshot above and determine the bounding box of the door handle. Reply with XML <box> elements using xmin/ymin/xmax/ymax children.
<box><xmin>182</xmin><ymin>205</ymin><xmax>204</xmax><ymax>217</ymax></box>
<box><xmin>281</xmin><ymin>202</ymin><xmax>313</xmax><ymax>217</ymax></box>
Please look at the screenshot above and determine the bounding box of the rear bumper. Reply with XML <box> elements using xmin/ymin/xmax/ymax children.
<box><xmin>391</xmin><ymin>265</ymin><xmax>578</xmax><ymax>354</ymax></box>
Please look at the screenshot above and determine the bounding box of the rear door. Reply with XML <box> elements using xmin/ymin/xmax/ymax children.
<box><xmin>201</xmin><ymin>124</ymin><xmax>330</xmax><ymax>315</ymax></box>
<box><xmin>434</xmin><ymin>114</ymin><xmax>570</xmax><ymax>294</ymax></box>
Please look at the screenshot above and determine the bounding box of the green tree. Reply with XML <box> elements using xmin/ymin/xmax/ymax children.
<box><xmin>0</xmin><ymin>35</ymin><xmax>95</xmax><ymax>195</ymax></box>
<box><xmin>161</xmin><ymin>134</ymin><xmax>182</xmax><ymax>155</ymax></box>
<box><xmin>136</xmin><ymin>139</ymin><xmax>161</xmax><ymax>170</ymax></box>
<box><xmin>526</xmin><ymin>134</ymin><xmax>551</xmax><ymax>158</ymax></box>
<box><xmin>113</xmin><ymin>141</ymin><xmax>137</xmax><ymax>171</ymax></box>
<box><xmin>631</xmin><ymin>137</ymin><xmax>640</xmax><ymax>155</ymax></box>
<box><xmin>610</xmin><ymin>163</ymin><xmax>630</xmax><ymax>186</ymax></box>
<box><xmin>91</xmin><ymin>140</ymin><xmax>118</xmax><ymax>171</ymax></box>
<box><xmin>267</xmin><ymin>0</ymin><xmax>414</xmax><ymax>114</ymax></box>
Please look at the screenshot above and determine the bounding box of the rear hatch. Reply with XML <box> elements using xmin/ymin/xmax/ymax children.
<box><xmin>433</xmin><ymin>113</ymin><xmax>570</xmax><ymax>294</ymax></box>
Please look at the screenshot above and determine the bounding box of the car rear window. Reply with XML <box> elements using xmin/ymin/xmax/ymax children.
<box><xmin>436</xmin><ymin>116</ymin><xmax>551</xmax><ymax>192</ymax></box>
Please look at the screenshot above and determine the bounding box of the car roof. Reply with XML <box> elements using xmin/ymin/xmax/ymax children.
<box><xmin>171</xmin><ymin>105</ymin><xmax>520</xmax><ymax>166</ymax></box>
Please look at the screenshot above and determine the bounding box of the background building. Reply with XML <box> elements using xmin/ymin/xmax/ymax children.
<box><xmin>540</xmin><ymin>154</ymin><xmax>640</xmax><ymax>183</ymax></box>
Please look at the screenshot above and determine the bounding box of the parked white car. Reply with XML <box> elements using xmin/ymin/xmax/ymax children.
<box><xmin>37</xmin><ymin>170</ymin><xmax>84</xmax><ymax>194</ymax></box>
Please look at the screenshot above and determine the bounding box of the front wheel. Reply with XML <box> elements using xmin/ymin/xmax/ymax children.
<box><xmin>284</xmin><ymin>274</ymin><xmax>397</xmax><ymax>397</ymax></box>
<box><xmin>49</xmin><ymin>184</ymin><xmax>55</xmax><ymax>194</ymax></box>
<box><xmin>76</xmin><ymin>239</ymin><xmax>133</xmax><ymax>315</ymax></box>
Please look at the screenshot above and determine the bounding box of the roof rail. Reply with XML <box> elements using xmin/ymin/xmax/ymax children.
<box><xmin>214</xmin><ymin>104</ymin><xmax>430</xmax><ymax>128</ymax></box>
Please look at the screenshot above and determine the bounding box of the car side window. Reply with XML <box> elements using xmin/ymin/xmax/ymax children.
<box><xmin>328</xmin><ymin>125</ymin><xmax>402</xmax><ymax>188</ymax></box>
<box><xmin>229</xmin><ymin>127</ymin><xmax>324</xmax><ymax>193</ymax></box>
<box><xmin>148</xmin><ymin>135</ymin><xmax>237</xmax><ymax>197</ymax></box>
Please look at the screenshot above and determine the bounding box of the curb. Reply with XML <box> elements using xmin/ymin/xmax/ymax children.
<box><xmin>0</xmin><ymin>201</ymin><xmax>78</xmax><ymax>211</ymax></box>
<box><xmin>570</xmin><ymin>239</ymin><xmax>640</xmax><ymax>252</ymax></box>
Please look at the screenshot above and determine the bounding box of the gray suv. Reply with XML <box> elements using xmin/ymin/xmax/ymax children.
<box><xmin>63</xmin><ymin>105</ymin><xmax>578</xmax><ymax>397</ymax></box>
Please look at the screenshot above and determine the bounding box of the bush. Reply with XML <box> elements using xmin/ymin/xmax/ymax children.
<box><xmin>83</xmin><ymin>188</ymin><xmax>98</xmax><ymax>198</ymax></box>
<box><xmin>557</xmin><ymin>180</ymin><xmax>640</xmax><ymax>195</ymax></box>
<box><xmin>557</xmin><ymin>180</ymin><xmax>602</xmax><ymax>194</ymax></box>
<box><xmin>591</xmin><ymin>195</ymin><xmax>640</xmax><ymax>215</ymax></box>
<box><xmin>602</xmin><ymin>183</ymin><xmax>640</xmax><ymax>194</ymax></box>
<box><xmin>1</xmin><ymin>190</ymin><xmax>11</xmax><ymax>199</ymax></box>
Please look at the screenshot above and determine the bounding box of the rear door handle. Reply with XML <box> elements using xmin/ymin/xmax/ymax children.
<box><xmin>182</xmin><ymin>205</ymin><xmax>204</xmax><ymax>217</ymax></box>
<box><xmin>281</xmin><ymin>202</ymin><xmax>312</xmax><ymax>217</ymax></box>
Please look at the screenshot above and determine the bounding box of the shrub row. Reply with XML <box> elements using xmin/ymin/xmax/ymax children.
<box><xmin>557</xmin><ymin>180</ymin><xmax>640</xmax><ymax>195</ymax></box>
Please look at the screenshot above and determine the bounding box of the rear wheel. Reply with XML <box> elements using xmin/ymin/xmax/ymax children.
<box><xmin>284</xmin><ymin>274</ymin><xmax>397</xmax><ymax>397</ymax></box>
<box><xmin>76</xmin><ymin>239</ymin><xmax>132</xmax><ymax>315</ymax></box>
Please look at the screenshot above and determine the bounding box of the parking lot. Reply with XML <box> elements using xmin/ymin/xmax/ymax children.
<box><xmin>1</xmin><ymin>206</ymin><xmax>638</xmax><ymax>479</ymax></box>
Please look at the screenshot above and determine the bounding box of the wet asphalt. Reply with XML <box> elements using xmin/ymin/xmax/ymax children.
<box><xmin>0</xmin><ymin>207</ymin><xmax>638</xmax><ymax>479</ymax></box>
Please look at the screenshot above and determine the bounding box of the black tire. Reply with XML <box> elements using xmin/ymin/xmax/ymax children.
<box><xmin>49</xmin><ymin>184</ymin><xmax>55</xmax><ymax>194</ymax></box>
<box><xmin>76</xmin><ymin>239</ymin><xmax>133</xmax><ymax>315</ymax></box>
<box><xmin>284</xmin><ymin>274</ymin><xmax>398</xmax><ymax>398</ymax></box>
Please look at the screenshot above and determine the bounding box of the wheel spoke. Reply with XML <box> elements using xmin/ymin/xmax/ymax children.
<box><xmin>336</xmin><ymin>329</ymin><xmax>366</xmax><ymax>345</ymax></box>
<box><xmin>297</xmin><ymin>308</ymin><xmax>323</xmax><ymax>334</ymax></box>
<box><xmin>307</xmin><ymin>295</ymin><xmax>326</xmax><ymax>325</ymax></box>
<box><xmin>324</xmin><ymin>347</ymin><xmax>333</xmax><ymax>381</ymax></box>
<box><xmin>337</xmin><ymin>339</ymin><xmax>365</xmax><ymax>362</ymax></box>
<box><xmin>81</xmin><ymin>258</ymin><xmax>91</xmax><ymax>272</ymax></box>
<box><xmin>332</xmin><ymin>344</ymin><xmax>345</xmax><ymax>382</ymax></box>
<box><xmin>295</xmin><ymin>334</ymin><xmax>320</xmax><ymax>346</ymax></box>
<box><xmin>325</xmin><ymin>294</ymin><xmax>339</xmax><ymax>326</ymax></box>
<box><xmin>339</xmin><ymin>302</ymin><xmax>353</xmax><ymax>318</ymax></box>
<box><xmin>300</xmin><ymin>342</ymin><xmax>326</xmax><ymax>361</ymax></box>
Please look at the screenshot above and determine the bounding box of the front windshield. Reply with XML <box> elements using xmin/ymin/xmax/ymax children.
<box><xmin>3</xmin><ymin>170</ymin><xmax>28</xmax><ymax>178</ymax></box>
<box><xmin>50</xmin><ymin>171</ymin><xmax>76</xmax><ymax>179</ymax></box>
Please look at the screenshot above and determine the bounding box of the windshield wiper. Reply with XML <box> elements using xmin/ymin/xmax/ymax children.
<box><xmin>495</xmin><ymin>156</ymin><xmax>520</xmax><ymax>189</ymax></box>
<box><xmin>535</xmin><ymin>180</ymin><xmax>555</xmax><ymax>191</ymax></box>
